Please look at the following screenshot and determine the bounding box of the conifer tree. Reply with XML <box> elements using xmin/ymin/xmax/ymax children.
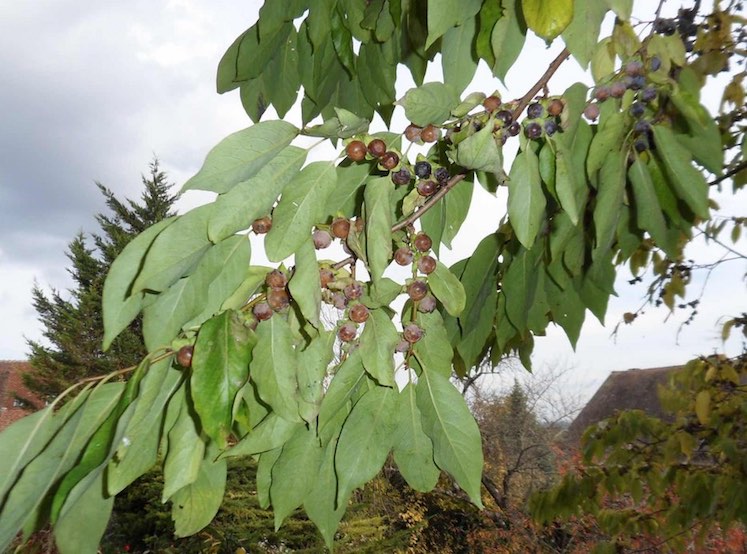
<box><xmin>25</xmin><ymin>159</ymin><xmax>178</xmax><ymax>399</ymax></box>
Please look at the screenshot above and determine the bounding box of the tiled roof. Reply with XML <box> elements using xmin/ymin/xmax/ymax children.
<box><xmin>0</xmin><ymin>360</ymin><xmax>43</xmax><ymax>429</ymax></box>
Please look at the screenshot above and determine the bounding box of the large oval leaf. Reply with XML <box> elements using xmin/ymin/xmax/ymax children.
<box><xmin>522</xmin><ymin>0</ymin><xmax>573</xmax><ymax>41</ymax></box>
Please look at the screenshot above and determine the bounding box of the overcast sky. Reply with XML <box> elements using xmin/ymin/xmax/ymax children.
<box><xmin>1</xmin><ymin>1</ymin><xmax>743</xmax><ymax>402</ymax></box>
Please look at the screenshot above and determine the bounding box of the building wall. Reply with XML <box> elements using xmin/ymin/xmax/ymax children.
<box><xmin>0</xmin><ymin>361</ymin><xmax>42</xmax><ymax>429</ymax></box>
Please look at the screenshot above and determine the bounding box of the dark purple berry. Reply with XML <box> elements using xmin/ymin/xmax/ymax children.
<box><xmin>526</xmin><ymin>102</ymin><xmax>544</xmax><ymax>119</ymax></box>
<box><xmin>625</xmin><ymin>60</ymin><xmax>644</xmax><ymax>77</ymax></box>
<box><xmin>414</xmin><ymin>161</ymin><xmax>432</xmax><ymax>179</ymax></box>
<box><xmin>495</xmin><ymin>110</ymin><xmax>513</xmax><ymax>126</ymax></box>
<box><xmin>634</xmin><ymin>138</ymin><xmax>649</xmax><ymax>152</ymax></box>
<box><xmin>629</xmin><ymin>75</ymin><xmax>647</xmax><ymax>90</ymax></box>
<box><xmin>508</xmin><ymin>122</ymin><xmax>521</xmax><ymax>136</ymax></box>
<box><xmin>610</xmin><ymin>82</ymin><xmax>627</xmax><ymax>98</ymax></box>
<box><xmin>650</xmin><ymin>56</ymin><xmax>662</xmax><ymax>72</ymax></box>
<box><xmin>434</xmin><ymin>167</ymin><xmax>450</xmax><ymax>183</ymax></box>
<box><xmin>634</xmin><ymin>120</ymin><xmax>651</xmax><ymax>134</ymax></box>
<box><xmin>368</xmin><ymin>139</ymin><xmax>387</xmax><ymax>158</ymax></box>
<box><xmin>380</xmin><ymin>151</ymin><xmax>400</xmax><ymax>170</ymax></box>
<box><xmin>392</xmin><ymin>168</ymin><xmax>412</xmax><ymax>186</ymax></box>
<box><xmin>629</xmin><ymin>102</ymin><xmax>645</xmax><ymax>118</ymax></box>
<box><xmin>641</xmin><ymin>87</ymin><xmax>657</xmax><ymax>103</ymax></box>
<box><xmin>544</xmin><ymin>120</ymin><xmax>558</xmax><ymax>136</ymax></box>
<box><xmin>524</xmin><ymin>122</ymin><xmax>543</xmax><ymax>139</ymax></box>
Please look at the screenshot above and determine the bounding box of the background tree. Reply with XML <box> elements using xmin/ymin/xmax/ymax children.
<box><xmin>24</xmin><ymin>160</ymin><xmax>178</xmax><ymax>399</ymax></box>
<box><xmin>0</xmin><ymin>1</ymin><xmax>745</xmax><ymax>553</ymax></box>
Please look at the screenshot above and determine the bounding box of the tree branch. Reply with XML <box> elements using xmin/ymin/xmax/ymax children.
<box><xmin>391</xmin><ymin>173</ymin><xmax>466</xmax><ymax>232</ymax></box>
<box><xmin>511</xmin><ymin>48</ymin><xmax>571</xmax><ymax>122</ymax></box>
<box><xmin>709</xmin><ymin>159</ymin><xmax>747</xmax><ymax>187</ymax></box>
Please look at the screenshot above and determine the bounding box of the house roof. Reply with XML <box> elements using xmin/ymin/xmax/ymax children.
<box><xmin>565</xmin><ymin>365</ymin><xmax>683</xmax><ymax>444</ymax></box>
<box><xmin>0</xmin><ymin>360</ymin><xmax>42</xmax><ymax>429</ymax></box>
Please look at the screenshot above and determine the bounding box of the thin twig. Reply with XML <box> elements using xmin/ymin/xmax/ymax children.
<box><xmin>511</xmin><ymin>48</ymin><xmax>571</xmax><ymax>122</ymax></box>
<box><xmin>391</xmin><ymin>173</ymin><xmax>466</xmax><ymax>232</ymax></box>
<box><xmin>709</xmin><ymin>159</ymin><xmax>747</xmax><ymax>186</ymax></box>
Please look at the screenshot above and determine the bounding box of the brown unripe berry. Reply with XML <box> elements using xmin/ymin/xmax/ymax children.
<box><xmin>253</xmin><ymin>302</ymin><xmax>273</xmax><ymax>321</ymax></box>
<box><xmin>349</xmin><ymin>303</ymin><xmax>370</xmax><ymax>323</ymax></box>
<box><xmin>413</xmin><ymin>233</ymin><xmax>432</xmax><ymax>252</ymax></box>
<box><xmin>395</xmin><ymin>339</ymin><xmax>411</xmax><ymax>353</ymax></box>
<box><xmin>266</xmin><ymin>269</ymin><xmax>288</xmax><ymax>289</ymax></box>
<box><xmin>420</xmin><ymin>125</ymin><xmax>440</xmax><ymax>143</ymax></box>
<box><xmin>267</xmin><ymin>288</ymin><xmax>290</xmax><ymax>311</ymax></box>
<box><xmin>416</xmin><ymin>180</ymin><xmax>438</xmax><ymax>197</ymax></box>
<box><xmin>394</xmin><ymin>246</ymin><xmax>414</xmax><ymax>266</ymax></box>
<box><xmin>354</xmin><ymin>217</ymin><xmax>364</xmax><ymax>233</ymax></box>
<box><xmin>594</xmin><ymin>86</ymin><xmax>610</xmax><ymax>102</ymax></box>
<box><xmin>547</xmin><ymin>99</ymin><xmax>564</xmax><ymax>116</ymax></box>
<box><xmin>403</xmin><ymin>323</ymin><xmax>424</xmax><ymax>343</ymax></box>
<box><xmin>252</xmin><ymin>216</ymin><xmax>272</xmax><ymax>234</ymax></box>
<box><xmin>483</xmin><ymin>95</ymin><xmax>501</xmax><ymax>113</ymax></box>
<box><xmin>367</xmin><ymin>139</ymin><xmax>387</xmax><ymax>158</ymax></box>
<box><xmin>346</xmin><ymin>140</ymin><xmax>367</xmax><ymax>161</ymax></box>
<box><xmin>380</xmin><ymin>151</ymin><xmax>399</xmax><ymax>170</ymax></box>
<box><xmin>320</xmin><ymin>267</ymin><xmax>335</xmax><ymax>288</ymax></box>
<box><xmin>313</xmin><ymin>229</ymin><xmax>332</xmax><ymax>249</ymax></box>
<box><xmin>330</xmin><ymin>218</ymin><xmax>351</xmax><ymax>239</ymax></box>
<box><xmin>332</xmin><ymin>292</ymin><xmax>348</xmax><ymax>310</ymax></box>
<box><xmin>338</xmin><ymin>322</ymin><xmax>358</xmax><ymax>342</ymax></box>
<box><xmin>344</xmin><ymin>281</ymin><xmax>363</xmax><ymax>300</ymax></box>
<box><xmin>407</xmin><ymin>280</ymin><xmax>428</xmax><ymax>301</ymax></box>
<box><xmin>583</xmin><ymin>103</ymin><xmax>600</xmax><ymax>121</ymax></box>
<box><xmin>418</xmin><ymin>295</ymin><xmax>437</xmax><ymax>313</ymax></box>
<box><xmin>176</xmin><ymin>345</ymin><xmax>194</xmax><ymax>368</ymax></box>
<box><xmin>417</xmin><ymin>255</ymin><xmax>437</xmax><ymax>275</ymax></box>
<box><xmin>404</xmin><ymin>124</ymin><xmax>422</xmax><ymax>142</ymax></box>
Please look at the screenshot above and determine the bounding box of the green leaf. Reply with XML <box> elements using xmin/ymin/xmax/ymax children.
<box><xmin>288</xmin><ymin>238</ymin><xmax>323</xmax><ymax>329</ymax></box>
<box><xmin>318</xmin><ymin>351</ymin><xmax>367</xmax><ymax>443</ymax></box>
<box><xmin>364</xmin><ymin>176</ymin><xmax>394</xmax><ymax>281</ymax></box>
<box><xmin>553</xmin><ymin>141</ymin><xmax>582</xmax><ymax>224</ymax></box>
<box><xmin>192</xmin><ymin>311</ymin><xmax>254</xmax><ymax>448</ymax></box>
<box><xmin>107</xmin><ymin>358</ymin><xmax>183</xmax><ymax>495</ymax></box>
<box><xmin>335</xmin><ymin>386</ymin><xmax>398</xmax><ymax>504</ymax></box>
<box><xmin>297</xmin><ymin>331</ymin><xmax>335</xmax><ymax>423</ymax></box>
<box><xmin>208</xmin><ymin>146</ymin><xmax>307</xmax><ymax>243</ymax></box>
<box><xmin>593</xmin><ymin>150</ymin><xmax>626</xmax><ymax>253</ymax></box>
<box><xmin>475</xmin><ymin>0</ymin><xmax>502</xmax><ymax>68</ymax></box>
<box><xmin>102</xmin><ymin>217</ymin><xmax>175</xmax><ymax>350</ymax></box>
<box><xmin>628</xmin><ymin>157</ymin><xmax>677</xmax><ymax>258</ymax></box>
<box><xmin>416</xmin><ymin>368</ymin><xmax>483</xmax><ymax>507</ymax></box>
<box><xmin>326</xmin><ymin>161</ymin><xmax>372</xmax><ymax>218</ymax></box>
<box><xmin>413</xmin><ymin>310</ymin><xmax>454</xmax><ymax>378</ymax></box>
<box><xmin>442</xmin><ymin>178</ymin><xmax>474</xmax><ymax>248</ymax></box>
<box><xmin>252</xmin><ymin>316</ymin><xmax>301</xmax><ymax>422</ymax></box>
<box><xmin>393</xmin><ymin>383</ymin><xmax>440</xmax><ymax>492</ymax></box>
<box><xmin>442</xmin><ymin>17</ymin><xmax>478</xmax><ymax>94</ymax></box>
<box><xmin>304</xmin><ymin>438</ymin><xmax>349</xmax><ymax>550</ymax></box>
<box><xmin>695</xmin><ymin>390</ymin><xmax>711</xmax><ymax>425</ymax></box>
<box><xmin>398</xmin><ymin>82</ymin><xmax>461</xmax><ymax>127</ymax></box>
<box><xmin>562</xmin><ymin>0</ymin><xmax>607</xmax><ymax>68</ymax></box>
<box><xmin>429</xmin><ymin>261</ymin><xmax>467</xmax><ymax>316</ymax></box>
<box><xmin>669</xmin><ymin>88</ymin><xmax>723</xmax><ymax>175</ymax></box>
<box><xmin>652</xmin><ymin>125</ymin><xmax>710</xmax><ymax>219</ymax></box>
<box><xmin>586</xmin><ymin>111</ymin><xmax>625</xmax><ymax>178</ymax></box>
<box><xmin>491</xmin><ymin>0</ymin><xmax>526</xmax><ymax>81</ymax></box>
<box><xmin>256</xmin><ymin>448</ymin><xmax>281</xmax><ymax>509</ymax></box>
<box><xmin>357</xmin><ymin>40</ymin><xmax>397</xmax><ymax>117</ymax></box>
<box><xmin>359</xmin><ymin>308</ymin><xmax>400</xmax><ymax>387</ymax></box>
<box><xmin>222</xmin><ymin>414</ymin><xmax>301</xmax><ymax>459</ymax></box>
<box><xmin>503</xmin><ymin>246</ymin><xmax>540</xmax><ymax>331</ymax></box>
<box><xmin>426</xmin><ymin>0</ymin><xmax>482</xmax><ymax>48</ymax></box>
<box><xmin>171</xmin><ymin>445</ymin><xmax>227</xmax><ymax>538</ymax></box>
<box><xmin>182</xmin><ymin>121</ymin><xmax>299</xmax><ymax>193</ymax></box>
<box><xmin>590</xmin><ymin>38</ymin><xmax>615</xmax><ymax>83</ymax></box>
<box><xmin>603</xmin><ymin>0</ymin><xmax>632</xmax><ymax>19</ymax></box>
<box><xmin>270</xmin><ymin>424</ymin><xmax>323</xmax><ymax>529</ymax></box>
<box><xmin>54</xmin><ymin>471</ymin><xmax>114</xmax><ymax>554</ymax></box>
<box><xmin>522</xmin><ymin>0</ymin><xmax>573</xmax><ymax>41</ymax></box>
<box><xmin>265</xmin><ymin>161</ymin><xmax>338</xmax><ymax>261</ymax></box>
<box><xmin>264</xmin><ymin>29</ymin><xmax>300</xmax><ymax>118</ymax></box>
<box><xmin>454</xmin><ymin>123</ymin><xmax>504</xmax><ymax>174</ymax></box>
<box><xmin>131</xmin><ymin>204</ymin><xmax>214</xmax><ymax>295</ymax></box>
<box><xmin>162</xmin><ymin>395</ymin><xmax>205</xmax><ymax>502</ymax></box>
<box><xmin>508</xmin><ymin>145</ymin><xmax>546</xmax><ymax>249</ymax></box>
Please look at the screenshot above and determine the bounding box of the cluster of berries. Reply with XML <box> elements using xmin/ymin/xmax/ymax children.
<box><xmin>482</xmin><ymin>95</ymin><xmax>565</xmax><ymax>143</ymax></box>
<box><xmin>653</xmin><ymin>6</ymin><xmax>699</xmax><ymax>51</ymax></box>
<box><xmin>312</xmin><ymin>217</ymin><xmax>363</xmax><ymax>250</ymax></box>
<box><xmin>584</xmin><ymin>59</ymin><xmax>661</xmax><ymax>152</ymax></box>
<box><xmin>345</xmin><ymin>138</ymin><xmax>451</xmax><ymax>192</ymax></box>
<box><xmin>252</xmin><ymin>270</ymin><xmax>291</xmax><ymax>322</ymax></box>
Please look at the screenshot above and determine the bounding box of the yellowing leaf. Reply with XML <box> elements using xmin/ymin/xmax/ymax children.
<box><xmin>522</xmin><ymin>0</ymin><xmax>573</xmax><ymax>41</ymax></box>
<box><xmin>695</xmin><ymin>390</ymin><xmax>711</xmax><ymax>425</ymax></box>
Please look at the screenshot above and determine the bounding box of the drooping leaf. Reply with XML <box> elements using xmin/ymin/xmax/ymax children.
<box><xmin>416</xmin><ymin>367</ymin><xmax>483</xmax><ymax>507</ymax></box>
<box><xmin>270</xmin><ymin>424</ymin><xmax>323</xmax><ymax>530</ymax></box>
<box><xmin>222</xmin><ymin>414</ymin><xmax>301</xmax><ymax>459</ymax></box>
<box><xmin>264</xmin><ymin>29</ymin><xmax>301</xmax><ymax>118</ymax></box>
<box><xmin>335</xmin><ymin>386</ymin><xmax>398</xmax><ymax>504</ymax></box>
<box><xmin>454</xmin><ymin>123</ymin><xmax>504</xmax><ymax>174</ymax></box>
<box><xmin>491</xmin><ymin>0</ymin><xmax>527</xmax><ymax>81</ymax></box>
<box><xmin>628</xmin><ymin>157</ymin><xmax>677</xmax><ymax>258</ymax></box>
<box><xmin>508</xmin><ymin>145</ymin><xmax>546</xmax><ymax>249</ymax></box>
<box><xmin>593</xmin><ymin>150</ymin><xmax>626</xmax><ymax>254</ymax></box>
<box><xmin>252</xmin><ymin>316</ymin><xmax>301</xmax><ymax>422</ymax></box>
<box><xmin>413</xmin><ymin>310</ymin><xmax>454</xmax><ymax>378</ymax></box>
<box><xmin>53</xmin><ymin>470</ymin><xmax>114</xmax><ymax>554</ymax></box>
<box><xmin>182</xmin><ymin>121</ymin><xmax>299</xmax><ymax>193</ymax></box>
<box><xmin>392</xmin><ymin>383</ymin><xmax>440</xmax><ymax>491</ymax></box>
<box><xmin>265</xmin><ymin>161</ymin><xmax>338</xmax><ymax>261</ymax></box>
<box><xmin>288</xmin><ymin>238</ymin><xmax>323</xmax><ymax>329</ymax></box>
<box><xmin>398</xmin><ymin>82</ymin><xmax>461</xmax><ymax>127</ymax></box>
<box><xmin>364</xmin><ymin>176</ymin><xmax>394</xmax><ymax>282</ymax></box>
<box><xmin>161</xmin><ymin>393</ymin><xmax>205</xmax><ymax>502</ymax></box>
<box><xmin>522</xmin><ymin>0</ymin><xmax>573</xmax><ymax>41</ymax></box>
<box><xmin>359</xmin><ymin>308</ymin><xmax>400</xmax><ymax>387</ymax></box>
<box><xmin>208</xmin><ymin>146</ymin><xmax>307</xmax><ymax>243</ymax></box>
<box><xmin>296</xmin><ymin>330</ymin><xmax>335</xmax><ymax>423</ymax></box>
<box><xmin>586</xmin><ymin>111</ymin><xmax>625</xmax><ymax>179</ymax></box>
<box><xmin>102</xmin><ymin>217</ymin><xmax>175</xmax><ymax>350</ymax></box>
<box><xmin>426</xmin><ymin>0</ymin><xmax>482</xmax><ymax>48</ymax></box>
<box><xmin>562</xmin><ymin>0</ymin><xmax>608</xmax><ymax>68</ymax></box>
<box><xmin>428</xmin><ymin>261</ymin><xmax>467</xmax><ymax>316</ymax></box>
<box><xmin>191</xmin><ymin>310</ymin><xmax>255</xmax><ymax>448</ymax></box>
<box><xmin>256</xmin><ymin>447</ymin><xmax>282</xmax><ymax>509</ymax></box>
<box><xmin>318</xmin><ymin>350</ymin><xmax>367</xmax><ymax>443</ymax></box>
<box><xmin>441</xmin><ymin>17</ymin><xmax>478</xmax><ymax>94</ymax></box>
